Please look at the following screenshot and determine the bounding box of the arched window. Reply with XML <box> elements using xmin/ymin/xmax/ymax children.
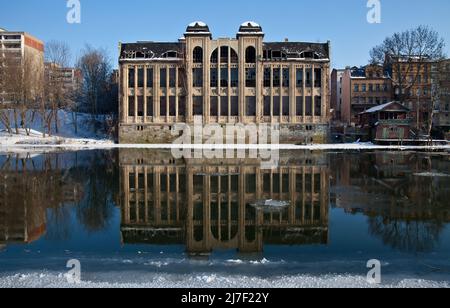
<box><xmin>245</xmin><ymin>46</ymin><xmax>256</xmax><ymax>63</ymax></box>
<box><xmin>193</xmin><ymin>46</ymin><xmax>203</xmax><ymax>63</ymax></box>
<box><xmin>230</xmin><ymin>48</ymin><xmax>238</xmax><ymax>63</ymax></box>
<box><xmin>210</xmin><ymin>49</ymin><xmax>218</xmax><ymax>63</ymax></box>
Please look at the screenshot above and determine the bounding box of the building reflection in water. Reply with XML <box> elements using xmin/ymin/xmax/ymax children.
<box><xmin>333</xmin><ymin>151</ymin><xmax>450</xmax><ymax>252</ymax></box>
<box><xmin>0</xmin><ymin>154</ymin><xmax>83</xmax><ymax>249</ymax></box>
<box><xmin>119</xmin><ymin>149</ymin><xmax>331</xmax><ymax>254</ymax></box>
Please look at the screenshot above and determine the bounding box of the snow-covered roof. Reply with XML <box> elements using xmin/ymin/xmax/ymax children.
<box><xmin>241</xmin><ymin>21</ymin><xmax>260</xmax><ymax>27</ymax></box>
<box><xmin>360</xmin><ymin>102</ymin><xmax>409</xmax><ymax>114</ymax></box>
<box><xmin>189</xmin><ymin>21</ymin><xmax>207</xmax><ymax>27</ymax></box>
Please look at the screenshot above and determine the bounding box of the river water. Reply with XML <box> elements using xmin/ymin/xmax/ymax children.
<box><xmin>0</xmin><ymin>149</ymin><xmax>449</xmax><ymax>287</ymax></box>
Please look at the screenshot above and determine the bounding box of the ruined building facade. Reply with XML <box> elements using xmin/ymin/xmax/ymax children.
<box><xmin>118</xmin><ymin>22</ymin><xmax>331</xmax><ymax>144</ymax></box>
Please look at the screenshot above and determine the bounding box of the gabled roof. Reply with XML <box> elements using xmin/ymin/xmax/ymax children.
<box><xmin>360</xmin><ymin>101</ymin><xmax>410</xmax><ymax>114</ymax></box>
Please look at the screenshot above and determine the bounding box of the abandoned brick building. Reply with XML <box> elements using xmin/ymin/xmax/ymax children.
<box><xmin>118</xmin><ymin>22</ymin><xmax>331</xmax><ymax>144</ymax></box>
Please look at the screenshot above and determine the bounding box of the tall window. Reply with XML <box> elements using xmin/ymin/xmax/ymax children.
<box><xmin>231</xmin><ymin>68</ymin><xmax>238</xmax><ymax>87</ymax></box>
<box><xmin>314</xmin><ymin>68</ymin><xmax>322</xmax><ymax>87</ymax></box>
<box><xmin>264</xmin><ymin>68</ymin><xmax>271</xmax><ymax>87</ymax></box>
<box><xmin>210</xmin><ymin>96</ymin><xmax>218</xmax><ymax>116</ymax></box>
<box><xmin>296</xmin><ymin>69</ymin><xmax>303</xmax><ymax>87</ymax></box>
<box><xmin>315</xmin><ymin>96</ymin><xmax>321</xmax><ymax>116</ymax></box>
<box><xmin>305</xmin><ymin>69</ymin><xmax>312</xmax><ymax>87</ymax></box>
<box><xmin>246</xmin><ymin>68</ymin><xmax>256</xmax><ymax>87</ymax></box>
<box><xmin>282</xmin><ymin>68</ymin><xmax>290</xmax><ymax>87</ymax></box>
<box><xmin>246</xmin><ymin>96</ymin><xmax>256</xmax><ymax>116</ymax></box>
<box><xmin>210</xmin><ymin>68</ymin><xmax>218</xmax><ymax>87</ymax></box>
<box><xmin>220</xmin><ymin>96</ymin><xmax>228</xmax><ymax>116</ymax></box>
<box><xmin>160</xmin><ymin>96</ymin><xmax>167</xmax><ymax>116</ymax></box>
<box><xmin>220</xmin><ymin>46</ymin><xmax>229</xmax><ymax>63</ymax></box>
<box><xmin>137</xmin><ymin>96</ymin><xmax>144</xmax><ymax>116</ymax></box>
<box><xmin>220</xmin><ymin>68</ymin><xmax>228</xmax><ymax>87</ymax></box>
<box><xmin>305</xmin><ymin>96</ymin><xmax>312</xmax><ymax>116</ymax></box>
<box><xmin>296</xmin><ymin>96</ymin><xmax>303</xmax><ymax>116</ymax></box>
<box><xmin>128</xmin><ymin>96</ymin><xmax>135</xmax><ymax>116</ymax></box>
<box><xmin>282</xmin><ymin>96</ymin><xmax>289</xmax><ymax>116</ymax></box>
<box><xmin>245</xmin><ymin>46</ymin><xmax>256</xmax><ymax>63</ymax></box>
<box><xmin>273</xmin><ymin>68</ymin><xmax>280</xmax><ymax>87</ymax></box>
<box><xmin>193</xmin><ymin>96</ymin><xmax>203</xmax><ymax>116</ymax></box>
<box><xmin>273</xmin><ymin>96</ymin><xmax>280</xmax><ymax>116</ymax></box>
<box><xmin>263</xmin><ymin>96</ymin><xmax>271</xmax><ymax>116</ymax></box>
<box><xmin>231</xmin><ymin>96</ymin><xmax>238</xmax><ymax>116</ymax></box>
<box><xmin>193</xmin><ymin>47</ymin><xmax>203</xmax><ymax>63</ymax></box>
<box><xmin>169</xmin><ymin>96</ymin><xmax>176</xmax><ymax>116</ymax></box>
<box><xmin>128</xmin><ymin>68</ymin><xmax>135</xmax><ymax>88</ymax></box>
<box><xmin>169</xmin><ymin>68</ymin><xmax>176</xmax><ymax>87</ymax></box>
<box><xmin>193</xmin><ymin>68</ymin><xmax>203</xmax><ymax>87</ymax></box>
<box><xmin>138</xmin><ymin>68</ymin><xmax>144</xmax><ymax>87</ymax></box>
<box><xmin>146</xmin><ymin>68</ymin><xmax>153</xmax><ymax>88</ymax></box>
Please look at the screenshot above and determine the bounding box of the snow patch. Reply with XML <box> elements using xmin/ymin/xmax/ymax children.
<box><xmin>241</xmin><ymin>21</ymin><xmax>260</xmax><ymax>27</ymax></box>
<box><xmin>189</xmin><ymin>21</ymin><xmax>207</xmax><ymax>27</ymax></box>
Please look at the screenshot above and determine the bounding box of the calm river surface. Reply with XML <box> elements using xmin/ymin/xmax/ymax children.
<box><xmin>1</xmin><ymin>149</ymin><xmax>450</xmax><ymax>287</ymax></box>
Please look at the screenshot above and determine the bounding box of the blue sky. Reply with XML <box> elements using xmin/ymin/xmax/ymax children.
<box><xmin>1</xmin><ymin>0</ymin><xmax>449</xmax><ymax>68</ymax></box>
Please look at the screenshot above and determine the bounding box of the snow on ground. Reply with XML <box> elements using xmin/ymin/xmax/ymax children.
<box><xmin>0</xmin><ymin>111</ymin><xmax>113</xmax><ymax>153</ymax></box>
<box><xmin>0</xmin><ymin>272</ymin><xmax>448</xmax><ymax>288</ymax></box>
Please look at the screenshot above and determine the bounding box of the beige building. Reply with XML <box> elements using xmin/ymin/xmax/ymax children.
<box><xmin>0</xmin><ymin>28</ymin><xmax>44</xmax><ymax>103</ymax></box>
<box><xmin>434</xmin><ymin>59</ymin><xmax>450</xmax><ymax>135</ymax></box>
<box><xmin>118</xmin><ymin>22</ymin><xmax>331</xmax><ymax>144</ymax></box>
<box><xmin>119</xmin><ymin>149</ymin><xmax>330</xmax><ymax>254</ymax></box>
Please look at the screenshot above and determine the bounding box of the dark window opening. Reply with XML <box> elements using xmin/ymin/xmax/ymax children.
<box><xmin>314</xmin><ymin>68</ymin><xmax>322</xmax><ymax>87</ymax></box>
<box><xmin>128</xmin><ymin>68</ymin><xmax>135</xmax><ymax>88</ymax></box>
<box><xmin>264</xmin><ymin>96</ymin><xmax>271</xmax><ymax>116</ymax></box>
<box><xmin>246</xmin><ymin>68</ymin><xmax>256</xmax><ymax>87</ymax></box>
<box><xmin>211</xmin><ymin>49</ymin><xmax>218</xmax><ymax>64</ymax></box>
<box><xmin>220</xmin><ymin>68</ymin><xmax>228</xmax><ymax>87</ymax></box>
<box><xmin>282</xmin><ymin>96</ymin><xmax>289</xmax><ymax>116</ymax></box>
<box><xmin>160</xmin><ymin>96</ymin><xmax>167</xmax><ymax>116</ymax></box>
<box><xmin>210</xmin><ymin>68</ymin><xmax>218</xmax><ymax>87</ymax></box>
<box><xmin>137</xmin><ymin>96</ymin><xmax>144</xmax><ymax>116</ymax></box>
<box><xmin>273</xmin><ymin>68</ymin><xmax>280</xmax><ymax>87</ymax></box>
<box><xmin>305</xmin><ymin>96</ymin><xmax>313</xmax><ymax>116</ymax></box>
<box><xmin>315</xmin><ymin>96</ymin><xmax>322</xmax><ymax>117</ymax></box>
<box><xmin>282</xmin><ymin>68</ymin><xmax>290</xmax><ymax>87</ymax></box>
<box><xmin>169</xmin><ymin>68</ymin><xmax>176</xmax><ymax>87</ymax></box>
<box><xmin>231</xmin><ymin>96</ymin><xmax>239</xmax><ymax>116</ymax></box>
<box><xmin>193</xmin><ymin>47</ymin><xmax>203</xmax><ymax>63</ymax></box>
<box><xmin>246</xmin><ymin>96</ymin><xmax>256</xmax><ymax>116</ymax></box>
<box><xmin>138</xmin><ymin>68</ymin><xmax>144</xmax><ymax>87</ymax></box>
<box><xmin>231</xmin><ymin>68</ymin><xmax>238</xmax><ymax>87</ymax></box>
<box><xmin>273</xmin><ymin>96</ymin><xmax>280</xmax><ymax>116</ymax></box>
<box><xmin>193</xmin><ymin>68</ymin><xmax>203</xmax><ymax>87</ymax></box>
<box><xmin>169</xmin><ymin>96</ymin><xmax>176</xmax><ymax>116</ymax></box>
<box><xmin>296</xmin><ymin>96</ymin><xmax>303</xmax><ymax>116</ymax></box>
<box><xmin>193</xmin><ymin>96</ymin><xmax>203</xmax><ymax>116</ymax></box>
<box><xmin>210</xmin><ymin>96</ymin><xmax>218</xmax><ymax>116</ymax></box>
<box><xmin>264</xmin><ymin>68</ymin><xmax>271</xmax><ymax>87</ymax></box>
<box><xmin>220</xmin><ymin>96</ymin><xmax>228</xmax><ymax>116</ymax></box>
<box><xmin>128</xmin><ymin>96</ymin><xmax>135</xmax><ymax>117</ymax></box>
<box><xmin>245</xmin><ymin>46</ymin><xmax>256</xmax><ymax>63</ymax></box>
<box><xmin>296</xmin><ymin>69</ymin><xmax>303</xmax><ymax>87</ymax></box>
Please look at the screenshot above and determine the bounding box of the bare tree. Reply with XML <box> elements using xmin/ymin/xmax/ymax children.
<box><xmin>43</xmin><ymin>41</ymin><xmax>73</xmax><ymax>135</ymax></box>
<box><xmin>77</xmin><ymin>45</ymin><xmax>112</xmax><ymax>117</ymax></box>
<box><xmin>0</xmin><ymin>52</ymin><xmax>42</xmax><ymax>135</ymax></box>
<box><xmin>370</xmin><ymin>26</ymin><xmax>445</xmax><ymax>137</ymax></box>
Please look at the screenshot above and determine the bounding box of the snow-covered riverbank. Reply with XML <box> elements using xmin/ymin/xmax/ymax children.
<box><xmin>0</xmin><ymin>271</ymin><xmax>448</xmax><ymax>288</ymax></box>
